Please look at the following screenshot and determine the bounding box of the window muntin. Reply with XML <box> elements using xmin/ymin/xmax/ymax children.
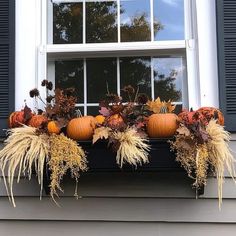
<box><xmin>47</xmin><ymin>0</ymin><xmax>188</xmax><ymax>115</ymax></box>
<box><xmin>51</xmin><ymin>0</ymin><xmax>185</xmax><ymax>44</ymax></box>
<box><xmin>50</xmin><ymin>55</ymin><xmax>186</xmax><ymax>115</ymax></box>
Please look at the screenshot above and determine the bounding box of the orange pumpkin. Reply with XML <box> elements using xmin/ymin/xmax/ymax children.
<box><xmin>197</xmin><ymin>107</ymin><xmax>224</xmax><ymax>125</ymax></box>
<box><xmin>147</xmin><ymin>113</ymin><xmax>179</xmax><ymax>138</ymax></box>
<box><xmin>8</xmin><ymin>111</ymin><xmax>25</xmax><ymax>128</ymax></box>
<box><xmin>107</xmin><ymin>114</ymin><xmax>124</xmax><ymax>128</ymax></box>
<box><xmin>95</xmin><ymin>115</ymin><xmax>105</xmax><ymax>124</ymax></box>
<box><xmin>67</xmin><ymin>116</ymin><xmax>96</xmax><ymax>140</ymax></box>
<box><xmin>47</xmin><ymin>121</ymin><xmax>61</xmax><ymax>134</ymax></box>
<box><xmin>28</xmin><ymin>115</ymin><xmax>48</xmax><ymax>128</ymax></box>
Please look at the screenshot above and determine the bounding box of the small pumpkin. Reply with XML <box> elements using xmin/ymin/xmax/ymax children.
<box><xmin>197</xmin><ymin>107</ymin><xmax>224</xmax><ymax>126</ymax></box>
<box><xmin>8</xmin><ymin>111</ymin><xmax>25</xmax><ymax>128</ymax></box>
<box><xmin>27</xmin><ymin>115</ymin><xmax>48</xmax><ymax>128</ymax></box>
<box><xmin>47</xmin><ymin>121</ymin><xmax>61</xmax><ymax>134</ymax></box>
<box><xmin>67</xmin><ymin>116</ymin><xmax>96</xmax><ymax>140</ymax></box>
<box><xmin>107</xmin><ymin>114</ymin><xmax>124</xmax><ymax>128</ymax></box>
<box><xmin>147</xmin><ymin>113</ymin><xmax>179</xmax><ymax>138</ymax></box>
<box><xmin>95</xmin><ymin>115</ymin><xmax>105</xmax><ymax>124</ymax></box>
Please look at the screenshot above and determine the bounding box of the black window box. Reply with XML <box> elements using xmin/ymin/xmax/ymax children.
<box><xmin>43</xmin><ymin>138</ymin><xmax>204</xmax><ymax>196</ymax></box>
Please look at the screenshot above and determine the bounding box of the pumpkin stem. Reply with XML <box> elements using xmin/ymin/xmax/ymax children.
<box><xmin>75</xmin><ymin>109</ymin><xmax>82</xmax><ymax>118</ymax></box>
<box><xmin>190</xmin><ymin>107</ymin><xmax>193</xmax><ymax>112</ymax></box>
<box><xmin>160</xmin><ymin>106</ymin><xmax>168</xmax><ymax>114</ymax></box>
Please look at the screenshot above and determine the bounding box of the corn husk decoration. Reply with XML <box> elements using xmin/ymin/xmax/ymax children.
<box><xmin>0</xmin><ymin>126</ymin><xmax>49</xmax><ymax>207</ymax></box>
<box><xmin>48</xmin><ymin>134</ymin><xmax>88</xmax><ymax>204</ymax></box>
<box><xmin>206</xmin><ymin>120</ymin><xmax>236</xmax><ymax>208</ymax></box>
<box><xmin>111</xmin><ymin>128</ymin><xmax>150</xmax><ymax>168</ymax></box>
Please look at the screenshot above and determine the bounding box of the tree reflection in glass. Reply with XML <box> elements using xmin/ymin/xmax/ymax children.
<box><xmin>86</xmin><ymin>1</ymin><xmax>118</xmax><ymax>43</ymax></box>
<box><xmin>87</xmin><ymin>58</ymin><xmax>117</xmax><ymax>103</ymax></box>
<box><xmin>153</xmin><ymin>57</ymin><xmax>183</xmax><ymax>102</ymax></box>
<box><xmin>120</xmin><ymin>57</ymin><xmax>151</xmax><ymax>101</ymax></box>
<box><xmin>120</xmin><ymin>0</ymin><xmax>151</xmax><ymax>42</ymax></box>
<box><xmin>53</xmin><ymin>3</ymin><xmax>83</xmax><ymax>44</ymax></box>
<box><xmin>55</xmin><ymin>60</ymin><xmax>84</xmax><ymax>103</ymax></box>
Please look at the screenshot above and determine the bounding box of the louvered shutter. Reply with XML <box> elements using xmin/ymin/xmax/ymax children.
<box><xmin>216</xmin><ymin>0</ymin><xmax>236</xmax><ymax>131</ymax></box>
<box><xmin>0</xmin><ymin>0</ymin><xmax>15</xmax><ymax>137</ymax></box>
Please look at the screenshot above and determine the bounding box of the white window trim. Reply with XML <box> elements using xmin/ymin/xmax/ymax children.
<box><xmin>15</xmin><ymin>0</ymin><xmax>219</xmax><ymax>112</ymax></box>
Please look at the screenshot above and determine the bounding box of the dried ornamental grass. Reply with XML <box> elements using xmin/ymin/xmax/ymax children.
<box><xmin>48</xmin><ymin>134</ymin><xmax>88</xmax><ymax>203</ymax></box>
<box><xmin>0</xmin><ymin>126</ymin><xmax>49</xmax><ymax>207</ymax></box>
<box><xmin>206</xmin><ymin>120</ymin><xmax>236</xmax><ymax>208</ymax></box>
<box><xmin>112</xmin><ymin>128</ymin><xmax>150</xmax><ymax>168</ymax></box>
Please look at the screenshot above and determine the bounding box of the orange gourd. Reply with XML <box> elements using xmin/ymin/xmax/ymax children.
<box><xmin>28</xmin><ymin>115</ymin><xmax>48</xmax><ymax>128</ymax></box>
<box><xmin>67</xmin><ymin>116</ymin><xmax>96</xmax><ymax>140</ymax></box>
<box><xmin>95</xmin><ymin>115</ymin><xmax>105</xmax><ymax>124</ymax></box>
<box><xmin>147</xmin><ymin>113</ymin><xmax>179</xmax><ymax>138</ymax></box>
<box><xmin>47</xmin><ymin>121</ymin><xmax>61</xmax><ymax>134</ymax></box>
<box><xmin>8</xmin><ymin>111</ymin><xmax>25</xmax><ymax>128</ymax></box>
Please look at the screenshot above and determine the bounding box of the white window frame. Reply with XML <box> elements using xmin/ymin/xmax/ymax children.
<box><xmin>16</xmin><ymin>0</ymin><xmax>219</xmax><ymax>112</ymax></box>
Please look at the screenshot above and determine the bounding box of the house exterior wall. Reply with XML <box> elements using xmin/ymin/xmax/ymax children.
<box><xmin>1</xmin><ymin>1</ymin><xmax>236</xmax><ymax>235</ymax></box>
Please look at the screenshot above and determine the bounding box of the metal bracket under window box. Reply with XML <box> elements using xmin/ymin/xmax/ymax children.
<box><xmin>43</xmin><ymin>138</ymin><xmax>204</xmax><ymax>196</ymax></box>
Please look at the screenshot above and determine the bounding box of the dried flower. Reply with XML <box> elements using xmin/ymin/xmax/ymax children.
<box><xmin>46</xmin><ymin>81</ymin><xmax>53</xmax><ymax>91</ymax></box>
<box><xmin>122</xmin><ymin>85</ymin><xmax>135</xmax><ymax>95</ymax></box>
<box><xmin>29</xmin><ymin>88</ymin><xmax>40</xmax><ymax>98</ymax></box>
<box><xmin>46</xmin><ymin>95</ymin><xmax>54</xmax><ymax>103</ymax></box>
<box><xmin>137</xmin><ymin>93</ymin><xmax>149</xmax><ymax>104</ymax></box>
<box><xmin>41</xmin><ymin>80</ymin><xmax>48</xmax><ymax>87</ymax></box>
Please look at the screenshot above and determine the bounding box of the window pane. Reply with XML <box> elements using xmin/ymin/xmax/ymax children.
<box><xmin>86</xmin><ymin>1</ymin><xmax>118</xmax><ymax>43</ymax></box>
<box><xmin>153</xmin><ymin>57</ymin><xmax>185</xmax><ymax>103</ymax></box>
<box><xmin>87</xmin><ymin>58</ymin><xmax>117</xmax><ymax>103</ymax></box>
<box><xmin>53</xmin><ymin>3</ymin><xmax>83</xmax><ymax>44</ymax></box>
<box><xmin>87</xmin><ymin>106</ymin><xmax>100</xmax><ymax>116</ymax></box>
<box><xmin>120</xmin><ymin>0</ymin><xmax>151</xmax><ymax>42</ymax></box>
<box><xmin>120</xmin><ymin>57</ymin><xmax>151</xmax><ymax>101</ymax></box>
<box><xmin>154</xmin><ymin>0</ymin><xmax>184</xmax><ymax>40</ymax></box>
<box><xmin>55</xmin><ymin>60</ymin><xmax>84</xmax><ymax>103</ymax></box>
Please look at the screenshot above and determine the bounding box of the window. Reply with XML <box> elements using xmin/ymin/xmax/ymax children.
<box><xmin>43</xmin><ymin>0</ymin><xmax>195</xmax><ymax>115</ymax></box>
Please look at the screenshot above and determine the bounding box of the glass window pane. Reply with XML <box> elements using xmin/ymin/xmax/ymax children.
<box><xmin>120</xmin><ymin>57</ymin><xmax>151</xmax><ymax>101</ymax></box>
<box><xmin>86</xmin><ymin>1</ymin><xmax>118</xmax><ymax>43</ymax></box>
<box><xmin>153</xmin><ymin>57</ymin><xmax>185</xmax><ymax>103</ymax></box>
<box><xmin>87</xmin><ymin>106</ymin><xmax>100</xmax><ymax>116</ymax></box>
<box><xmin>87</xmin><ymin>58</ymin><xmax>117</xmax><ymax>103</ymax></box>
<box><xmin>120</xmin><ymin>0</ymin><xmax>151</xmax><ymax>42</ymax></box>
<box><xmin>53</xmin><ymin>3</ymin><xmax>83</xmax><ymax>44</ymax></box>
<box><xmin>55</xmin><ymin>60</ymin><xmax>84</xmax><ymax>103</ymax></box>
<box><xmin>154</xmin><ymin>0</ymin><xmax>184</xmax><ymax>41</ymax></box>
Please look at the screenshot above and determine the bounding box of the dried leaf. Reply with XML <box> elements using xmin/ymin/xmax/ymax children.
<box><xmin>23</xmin><ymin>105</ymin><xmax>33</xmax><ymax>121</ymax></box>
<box><xmin>99</xmin><ymin>107</ymin><xmax>110</xmax><ymax>117</ymax></box>
<box><xmin>93</xmin><ymin>127</ymin><xmax>111</xmax><ymax>144</ymax></box>
<box><xmin>176</xmin><ymin>125</ymin><xmax>191</xmax><ymax>136</ymax></box>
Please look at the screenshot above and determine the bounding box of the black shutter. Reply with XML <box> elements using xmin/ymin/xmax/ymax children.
<box><xmin>216</xmin><ymin>0</ymin><xmax>236</xmax><ymax>131</ymax></box>
<box><xmin>0</xmin><ymin>0</ymin><xmax>15</xmax><ymax>137</ymax></box>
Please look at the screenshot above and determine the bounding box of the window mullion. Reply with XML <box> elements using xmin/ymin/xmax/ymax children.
<box><xmin>151</xmin><ymin>57</ymin><xmax>154</xmax><ymax>99</ymax></box>
<box><xmin>117</xmin><ymin>57</ymin><xmax>120</xmax><ymax>96</ymax></box>
<box><xmin>84</xmin><ymin>58</ymin><xmax>87</xmax><ymax>115</ymax></box>
<box><xmin>150</xmin><ymin>0</ymin><xmax>154</xmax><ymax>42</ymax></box>
<box><xmin>117</xmin><ymin>0</ymin><xmax>121</xmax><ymax>43</ymax></box>
<box><xmin>83</xmin><ymin>0</ymin><xmax>86</xmax><ymax>44</ymax></box>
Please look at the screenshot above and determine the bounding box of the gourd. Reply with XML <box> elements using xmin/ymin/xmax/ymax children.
<box><xmin>47</xmin><ymin>121</ymin><xmax>61</xmax><ymax>134</ymax></box>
